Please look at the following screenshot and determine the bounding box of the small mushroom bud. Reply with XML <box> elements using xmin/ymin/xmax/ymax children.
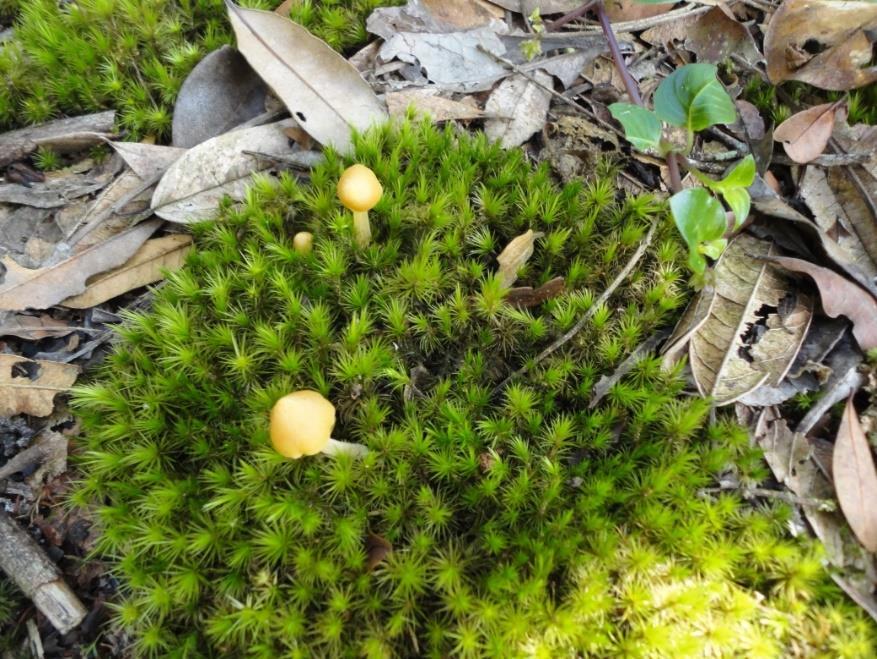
<box><xmin>269</xmin><ymin>390</ymin><xmax>368</xmax><ymax>459</ymax></box>
<box><xmin>337</xmin><ymin>164</ymin><xmax>382</xmax><ymax>248</ymax></box>
<box><xmin>293</xmin><ymin>231</ymin><xmax>313</xmax><ymax>255</ymax></box>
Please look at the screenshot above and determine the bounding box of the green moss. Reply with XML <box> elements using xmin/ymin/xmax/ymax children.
<box><xmin>0</xmin><ymin>0</ymin><xmax>400</xmax><ymax>137</ymax></box>
<box><xmin>70</xmin><ymin>120</ymin><xmax>874</xmax><ymax>656</ymax></box>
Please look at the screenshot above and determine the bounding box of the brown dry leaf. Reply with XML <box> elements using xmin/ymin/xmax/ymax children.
<box><xmin>61</xmin><ymin>234</ymin><xmax>193</xmax><ymax>309</ymax></box>
<box><xmin>152</xmin><ymin>120</ymin><xmax>295</xmax><ymax>223</ymax></box>
<box><xmin>484</xmin><ymin>72</ymin><xmax>553</xmax><ymax>148</ymax></box>
<box><xmin>604</xmin><ymin>0</ymin><xmax>666</xmax><ymax>22</ymax></box>
<box><xmin>172</xmin><ymin>46</ymin><xmax>268</xmax><ymax>149</ymax></box>
<box><xmin>640</xmin><ymin>6</ymin><xmax>763</xmax><ymax>66</ymax></box>
<box><xmin>800</xmin><ymin>167</ymin><xmax>877</xmax><ymax>281</ymax></box>
<box><xmin>834</xmin><ymin>397</ymin><xmax>877</xmax><ymax>551</ymax></box>
<box><xmin>688</xmin><ymin>234</ymin><xmax>813</xmax><ymax>405</ymax></box>
<box><xmin>0</xmin><ymin>219</ymin><xmax>161</xmax><ymax>311</ymax></box>
<box><xmin>764</xmin><ymin>0</ymin><xmax>877</xmax><ymax>90</ymax></box>
<box><xmin>365</xmin><ymin>533</ymin><xmax>392</xmax><ymax>571</ymax></box>
<box><xmin>108</xmin><ymin>141</ymin><xmax>187</xmax><ymax>180</ymax></box>
<box><xmin>0</xmin><ymin>355</ymin><xmax>79</xmax><ymax>417</ymax></box>
<box><xmin>420</xmin><ymin>0</ymin><xmax>504</xmax><ymax>29</ymax></box>
<box><xmin>485</xmin><ymin>0</ymin><xmax>579</xmax><ymax>14</ymax></box>
<box><xmin>0</xmin><ymin>314</ymin><xmax>75</xmax><ymax>340</ymax></box>
<box><xmin>506</xmin><ymin>277</ymin><xmax>565</xmax><ymax>308</ymax></box>
<box><xmin>227</xmin><ymin>1</ymin><xmax>387</xmax><ymax>155</ymax></box>
<box><xmin>750</xmin><ymin>406</ymin><xmax>850</xmax><ymax>566</ymax></box>
<box><xmin>385</xmin><ymin>89</ymin><xmax>484</xmax><ymax>122</ymax></box>
<box><xmin>496</xmin><ymin>230</ymin><xmax>543</xmax><ymax>289</ymax></box>
<box><xmin>27</xmin><ymin>430</ymin><xmax>68</xmax><ymax>493</ymax></box>
<box><xmin>767</xmin><ymin>255</ymin><xmax>877</xmax><ymax>350</ymax></box>
<box><xmin>273</xmin><ymin>0</ymin><xmax>299</xmax><ymax>15</ymax></box>
<box><xmin>661</xmin><ymin>284</ymin><xmax>716</xmax><ymax>368</ymax></box>
<box><xmin>773</xmin><ymin>102</ymin><xmax>845</xmax><ymax>164</ymax></box>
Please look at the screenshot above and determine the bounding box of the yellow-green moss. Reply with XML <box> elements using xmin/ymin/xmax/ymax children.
<box><xmin>70</xmin><ymin>120</ymin><xmax>875</xmax><ymax>657</ymax></box>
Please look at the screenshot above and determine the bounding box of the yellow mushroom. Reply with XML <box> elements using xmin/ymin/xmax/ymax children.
<box><xmin>293</xmin><ymin>231</ymin><xmax>313</xmax><ymax>255</ymax></box>
<box><xmin>337</xmin><ymin>164</ymin><xmax>382</xmax><ymax>248</ymax></box>
<box><xmin>269</xmin><ymin>390</ymin><xmax>368</xmax><ymax>459</ymax></box>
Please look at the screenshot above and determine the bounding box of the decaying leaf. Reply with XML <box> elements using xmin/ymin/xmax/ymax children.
<box><xmin>834</xmin><ymin>398</ymin><xmax>877</xmax><ymax>551</ymax></box>
<box><xmin>766</xmin><ymin>255</ymin><xmax>877</xmax><ymax>351</ymax></box>
<box><xmin>0</xmin><ymin>314</ymin><xmax>75</xmax><ymax>340</ymax></box>
<box><xmin>749</xmin><ymin>407</ymin><xmax>845</xmax><ymax>565</ymax></box>
<box><xmin>107</xmin><ymin>141</ymin><xmax>187</xmax><ymax>181</ymax></box>
<box><xmin>420</xmin><ymin>0</ymin><xmax>505</xmax><ymax>29</ymax></box>
<box><xmin>376</xmin><ymin>27</ymin><xmax>508</xmax><ymax>92</ymax></box>
<box><xmin>227</xmin><ymin>1</ymin><xmax>387</xmax><ymax>155</ymax></box>
<box><xmin>485</xmin><ymin>72</ymin><xmax>552</xmax><ymax>148</ymax></box>
<box><xmin>764</xmin><ymin>0</ymin><xmax>877</xmax><ymax>90</ymax></box>
<box><xmin>365</xmin><ymin>533</ymin><xmax>392</xmax><ymax>571</ymax></box>
<box><xmin>640</xmin><ymin>6</ymin><xmax>763</xmax><ymax>67</ymax></box>
<box><xmin>0</xmin><ymin>220</ymin><xmax>161</xmax><ymax>311</ymax></box>
<box><xmin>773</xmin><ymin>102</ymin><xmax>845</xmax><ymax>164</ymax></box>
<box><xmin>61</xmin><ymin>234</ymin><xmax>193</xmax><ymax>308</ymax></box>
<box><xmin>686</xmin><ymin>234</ymin><xmax>813</xmax><ymax>405</ymax></box>
<box><xmin>506</xmin><ymin>277</ymin><xmax>565</xmax><ymax>308</ymax></box>
<box><xmin>0</xmin><ymin>355</ymin><xmax>80</xmax><ymax>417</ymax></box>
<box><xmin>152</xmin><ymin>120</ymin><xmax>295</xmax><ymax>223</ymax></box>
<box><xmin>173</xmin><ymin>45</ymin><xmax>269</xmax><ymax>148</ymax></box>
<box><xmin>800</xmin><ymin>167</ymin><xmax>877</xmax><ymax>281</ymax></box>
<box><xmin>604</xmin><ymin>0</ymin><xmax>666</xmax><ymax>22</ymax></box>
<box><xmin>496</xmin><ymin>230</ymin><xmax>543</xmax><ymax>289</ymax></box>
<box><xmin>486</xmin><ymin>0</ymin><xmax>580</xmax><ymax>14</ymax></box>
<box><xmin>385</xmin><ymin>89</ymin><xmax>484</xmax><ymax>122</ymax></box>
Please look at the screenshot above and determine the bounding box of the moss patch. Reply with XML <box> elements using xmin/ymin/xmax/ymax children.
<box><xmin>0</xmin><ymin>0</ymin><xmax>399</xmax><ymax>137</ymax></box>
<box><xmin>71</xmin><ymin>121</ymin><xmax>875</xmax><ymax>657</ymax></box>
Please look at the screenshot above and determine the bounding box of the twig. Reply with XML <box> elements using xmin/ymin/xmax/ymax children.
<box><xmin>698</xmin><ymin>485</ymin><xmax>836</xmax><ymax>510</ymax></box>
<box><xmin>551</xmin><ymin>4</ymin><xmax>711</xmax><ymax>34</ymax></box>
<box><xmin>475</xmin><ymin>45</ymin><xmax>594</xmax><ymax>119</ymax></box>
<box><xmin>0</xmin><ymin>510</ymin><xmax>87</xmax><ymax>634</ymax></box>
<box><xmin>772</xmin><ymin>152</ymin><xmax>872</xmax><ymax>167</ymax></box>
<box><xmin>494</xmin><ymin>218</ymin><xmax>659</xmax><ymax>395</ymax></box>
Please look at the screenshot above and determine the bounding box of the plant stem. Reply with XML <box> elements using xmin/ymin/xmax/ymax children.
<box><xmin>547</xmin><ymin>0</ymin><xmax>596</xmax><ymax>31</ymax></box>
<box><xmin>592</xmin><ymin>0</ymin><xmax>683</xmax><ymax>193</ymax></box>
<box><xmin>594</xmin><ymin>1</ymin><xmax>642</xmax><ymax>107</ymax></box>
<box><xmin>353</xmin><ymin>210</ymin><xmax>371</xmax><ymax>248</ymax></box>
<box><xmin>324</xmin><ymin>438</ymin><xmax>369</xmax><ymax>457</ymax></box>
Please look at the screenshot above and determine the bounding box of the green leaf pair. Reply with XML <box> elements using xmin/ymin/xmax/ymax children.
<box><xmin>690</xmin><ymin>155</ymin><xmax>756</xmax><ymax>229</ymax></box>
<box><xmin>608</xmin><ymin>63</ymin><xmax>737</xmax><ymax>153</ymax></box>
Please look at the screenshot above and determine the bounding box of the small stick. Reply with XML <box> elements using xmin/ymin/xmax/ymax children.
<box><xmin>0</xmin><ymin>510</ymin><xmax>87</xmax><ymax>634</ymax></box>
<box><xmin>494</xmin><ymin>218</ymin><xmax>659</xmax><ymax>394</ymax></box>
<box><xmin>772</xmin><ymin>152</ymin><xmax>872</xmax><ymax>167</ymax></box>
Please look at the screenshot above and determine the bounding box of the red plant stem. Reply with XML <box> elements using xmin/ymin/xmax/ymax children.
<box><xmin>594</xmin><ymin>1</ymin><xmax>643</xmax><ymax>107</ymax></box>
<box><xmin>547</xmin><ymin>0</ymin><xmax>596</xmax><ymax>31</ymax></box>
<box><xmin>591</xmin><ymin>0</ymin><xmax>682</xmax><ymax>193</ymax></box>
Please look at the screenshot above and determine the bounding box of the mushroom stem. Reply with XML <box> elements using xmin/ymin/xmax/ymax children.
<box><xmin>352</xmin><ymin>210</ymin><xmax>371</xmax><ymax>248</ymax></box>
<box><xmin>324</xmin><ymin>438</ymin><xmax>369</xmax><ymax>457</ymax></box>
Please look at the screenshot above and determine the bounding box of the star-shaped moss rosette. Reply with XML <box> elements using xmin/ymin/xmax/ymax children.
<box><xmin>71</xmin><ymin>121</ymin><xmax>875</xmax><ymax>656</ymax></box>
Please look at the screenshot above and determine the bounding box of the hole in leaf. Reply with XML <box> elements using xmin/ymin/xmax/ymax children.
<box><xmin>295</xmin><ymin>111</ymin><xmax>306</xmax><ymax>123</ymax></box>
<box><xmin>11</xmin><ymin>360</ymin><xmax>40</xmax><ymax>380</ymax></box>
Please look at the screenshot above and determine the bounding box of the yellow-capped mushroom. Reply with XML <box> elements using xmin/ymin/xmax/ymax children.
<box><xmin>337</xmin><ymin>164</ymin><xmax>382</xmax><ymax>248</ymax></box>
<box><xmin>293</xmin><ymin>231</ymin><xmax>313</xmax><ymax>255</ymax></box>
<box><xmin>269</xmin><ymin>389</ymin><xmax>368</xmax><ymax>459</ymax></box>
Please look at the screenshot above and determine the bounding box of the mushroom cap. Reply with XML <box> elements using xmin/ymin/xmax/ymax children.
<box><xmin>337</xmin><ymin>164</ymin><xmax>383</xmax><ymax>212</ymax></box>
<box><xmin>292</xmin><ymin>231</ymin><xmax>313</xmax><ymax>255</ymax></box>
<box><xmin>270</xmin><ymin>390</ymin><xmax>336</xmax><ymax>458</ymax></box>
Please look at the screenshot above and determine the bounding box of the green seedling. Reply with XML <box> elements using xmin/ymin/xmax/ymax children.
<box><xmin>610</xmin><ymin>63</ymin><xmax>755</xmax><ymax>282</ymax></box>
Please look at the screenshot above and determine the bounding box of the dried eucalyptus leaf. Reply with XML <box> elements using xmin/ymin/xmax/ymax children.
<box><xmin>152</xmin><ymin>120</ymin><xmax>296</xmax><ymax>223</ymax></box>
<box><xmin>173</xmin><ymin>45</ymin><xmax>268</xmax><ymax>148</ymax></box>
<box><xmin>496</xmin><ymin>229</ymin><xmax>543</xmax><ymax>288</ymax></box>
<box><xmin>0</xmin><ymin>355</ymin><xmax>80</xmax><ymax>417</ymax></box>
<box><xmin>227</xmin><ymin>2</ymin><xmax>386</xmax><ymax>155</ymax></box>
<box><xmin>689</xmin><ymin>233</ymin><xmax>813</xmax><ymax>405</ymax></box>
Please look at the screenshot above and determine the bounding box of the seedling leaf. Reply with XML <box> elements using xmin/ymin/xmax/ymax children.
<box><xmin>654</xmin><ymin>63</ymin><xmax>736</xmax><ymax>132</ymax></box>
<box><xmin>608</xmin><ymin>103</ymin><xmax>662</xmax><ymax>151</ymax></box>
